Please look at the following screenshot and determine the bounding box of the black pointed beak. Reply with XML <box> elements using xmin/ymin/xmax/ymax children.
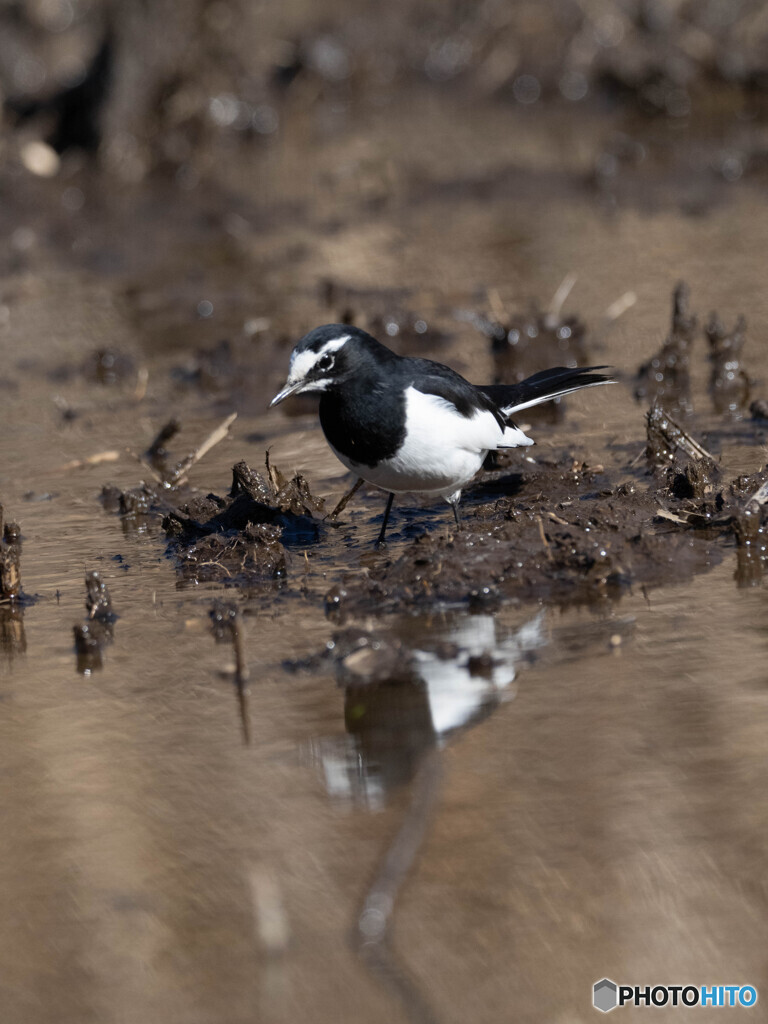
<box><xmin>270</xmin><ymin>379</ymin><xmax>305</xmax><ymax>407</ymax></box>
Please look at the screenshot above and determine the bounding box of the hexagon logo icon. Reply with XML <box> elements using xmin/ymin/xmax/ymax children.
<box><xmin>593</xmin><ymin>978</ymin><xmax>618</xmax><ymax>1013</ymax></box>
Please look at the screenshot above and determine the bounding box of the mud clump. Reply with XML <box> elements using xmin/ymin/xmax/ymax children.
<box><xmin>0</xmin><ymin>503</ymin><xmax>33</xmax><ymax>658</ymax></box>
<box><xmin>645</xmin><ymin>403</ymin><xmax>723</xmax><ymax>519</ymax></box>
<box><xmin>636</xmin><ymin>285</ymin><xmax>755</xmax><ymax>418</ymax></box>
<box><xmin>635</xmin><ymin>282</ymin><xmax>697</xmax><ymax>413</ymax></box>
<box><xmin>162</xmin><ymin>459</ymin><xmax>324</xmax><ymax>584</ymax></box>
<box><xmin>645</xmin><ymin>401</ymin><xmax>716</xmax><ymax>469</ymax></box>
<box><xmin>668</xmin><ymin>461</ymin><xmax>715</xmax><ymax>503</ymax></box>
<box><xmin>73</xmin><ymin>571</ymin><xmax>117</xmax><ymax>675</ymax></box>
<box><xmin>720</xmin><ymin>473</ymin><xmax>768</xmax><ymax>587</ymax></box>
<box><xmin>0</xmin><ymin>506</ymin><xmax>27</xmax><ymax>658</ymax></box>
<box><xmin>84</xmin><ymin>570</ymin><xmax>117</xmax><ymax>621</ymax></box>
<box><xmin>171</xmin><ymin>518</ymin><xmax>287</xmax><ymax>584</ymax></box>
<box><xmin>0</xmin><ymin>506</ymin><xmax>23</xmax><ymax>602</ymax></box>
<box><xmin>101</xmin><ymin>481</ymin><xmax>168</xmax><ymax>532</ymax></box>
<box><xmin>645</xmin><ymin>408</ymin><xmax>768</xmax><ymax>585</ymax></box>
<box><xmin>101</xmin><ymin>415</ymin><xmax>242</xmax><ymax>531</ymax></box>
<box><xmin>102</xmin><ymin>415</ymin><xmax>326</xmax><ymax>584</ymax></box>
<box><xmin>706</xmin><ymin>313</ymin><xmax>751</xmax><ymax>415</ymax></box>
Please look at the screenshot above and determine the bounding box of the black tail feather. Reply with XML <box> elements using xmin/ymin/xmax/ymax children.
<box><xmin>478</xmin><ymin>366</ymin><xmax>614</xmax><ymax>415</ymax></box>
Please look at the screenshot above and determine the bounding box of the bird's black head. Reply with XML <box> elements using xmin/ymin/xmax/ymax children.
<box><xmin>270</xmin><ymin>324</ymin><xmax>391</xmax><ymax>406</ymax></box>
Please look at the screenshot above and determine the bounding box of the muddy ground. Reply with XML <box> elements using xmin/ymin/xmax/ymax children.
<box><xmin>3</xmin><ymin>3</ymin><xmax>768</xmax><ymax>1023</ymax></box>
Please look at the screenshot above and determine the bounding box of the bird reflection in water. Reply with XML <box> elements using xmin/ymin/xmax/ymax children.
<box><xmin>316</xmin><ymin>612</ymin><xmax>547</xmax><ymax>806</ymax></box>
<box><xmin>302</xmin><ymin>611</ymin><xmax>546</xmax><ymax>1024</ymax></box>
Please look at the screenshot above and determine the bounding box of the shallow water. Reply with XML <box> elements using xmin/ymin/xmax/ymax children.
<box><xmin>3</xmin><ymin>86</ymin><xmax>768</xmax><ymax>1024</ymax></box>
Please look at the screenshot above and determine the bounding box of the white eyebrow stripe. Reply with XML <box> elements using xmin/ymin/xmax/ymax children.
<box><xmin>315</xmin><ymin>336</ymin><xmax>350</xmax><ymax>357</ymax></box>
<box><xmin>288</xmin><ymin>335</ymin><xmax>350</xmax><ymax>381</ymax></box>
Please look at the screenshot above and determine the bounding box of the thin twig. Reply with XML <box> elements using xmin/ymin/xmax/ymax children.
<box><xmin>328</xmin><ymin>477</ymin><xmax>365</xmax><ymax>519</ymax></box>
<box><xmin>604</xmin><ymin>290</ymin><xmax>637</xmax><ymax>322</ymax></box>
<box><xmin>536</xmin><ymin>515</ymin><xmax>553</xmax><ymax>560</ymax></box>
<box><xmin>548</xmin><ymin>272</ymin><xmax>577</xmax><ymax>319</ymax></box>
<box><xmin>547</xmin><ymin>510</ymin><xmax>570</xmax><ymax>527</ymax></box>
<box><xmin>486</xmin><ymin>287</ymin><xmax>508</xmax><ymax>323</ymax></box>
<box><xmin>134</xmin><ymin>366</ymin><xmax>149</xmax><ymax>402</ymax></box>
<box><xmin>59</xmin><ymin>450</ymin><xmax>120</xmax><ymax>471</ymax></box>
<box><xmin>170</xmin><ymin>412</ymin><xmax>237</xmax><ymax>487</ymax></box>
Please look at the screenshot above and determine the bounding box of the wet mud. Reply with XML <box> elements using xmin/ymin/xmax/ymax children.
<box><xmin>88</xmin><ymin>278</ymin><xmax>768</xmax><ymax>612</ymax></box>
<box><xmin>323</xmin><ymin>442</ymin><xmax>768</xmax><ymax>613</ymax></box>
<box><xmin>164</xmin><ymin>458</ymin><xmax>323</xmax><ymax>584</ymax></box>
<box><xmin>103</xmin><ymin>453</ymin><xmax>325</xmax><ymax>585</ymax></box>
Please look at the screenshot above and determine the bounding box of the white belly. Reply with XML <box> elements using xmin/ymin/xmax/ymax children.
<box><xmin>328</xmin><ymin>387</ymin><xmax>532</xmax><ymax>500</ymax></box>
<box><xmin>330</xmin><ymin>441</ymin><xmax>486</xmax><ymax>496</ymax></box>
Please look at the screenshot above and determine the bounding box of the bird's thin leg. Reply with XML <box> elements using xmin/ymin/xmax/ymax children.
<box><xmin>451</xmin><ymin>500</ymin><xmax>461</xmax><ymax>531</ymax></box>
<box><xmin>376</xmin><ymin>492</ymin><xmax>395</xmax><ymax>546</ymax></box>
<box><xmin>328</xmin><ymin>477</ymin><xmax>364</xmax><ymax>520</ymax></box>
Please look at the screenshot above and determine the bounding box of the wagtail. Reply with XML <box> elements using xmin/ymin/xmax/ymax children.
<box><xmin>271</xmin><ymin>324</ymin><xmax>612</xmax><ymax>544</ymax></box>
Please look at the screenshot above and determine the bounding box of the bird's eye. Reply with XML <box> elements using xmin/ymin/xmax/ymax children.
<box><xmin>317</xmin><ymin>354</ymin><xmax>334</xmax><ymax>372</ymax></box>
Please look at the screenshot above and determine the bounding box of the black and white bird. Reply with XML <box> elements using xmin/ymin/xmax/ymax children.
<box><xmin>270</xmin><ymin>324</ymin><xmax>612</xmax><ymax>544</ymax></box>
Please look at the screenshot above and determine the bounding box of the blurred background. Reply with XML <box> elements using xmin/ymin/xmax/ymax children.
<box><xmin>4</xmin><ymin>0</ymin><xmax>768</xmax><ymax>338</ymax></box>
<box><xmin>3</xmin><ymin>2</ymin><xmax>768</xmax><ymax>1023</ymax></box>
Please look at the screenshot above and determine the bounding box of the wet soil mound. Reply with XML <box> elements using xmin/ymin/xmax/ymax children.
<box><xmin>326</xmin><ymin>432</ymin><xmax>768</xmax><ymax>615</ymax></box>
<box><xmin>104</xmin><ymin>457</ymin><xmax>325</xmax><ymax>585</ymax></box>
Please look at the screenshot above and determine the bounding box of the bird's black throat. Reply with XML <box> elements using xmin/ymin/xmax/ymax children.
<box><xmin>319</xmin><ymin>380</ymin><xmax>406</xmax><ymax>468</ymax></box>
